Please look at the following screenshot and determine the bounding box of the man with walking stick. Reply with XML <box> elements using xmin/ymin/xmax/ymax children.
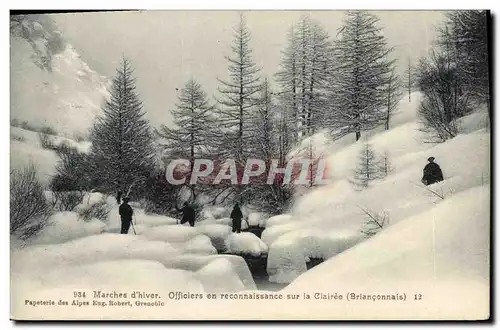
<box><xmin>119</xmin><ymin>196</ymin><xmax>135</xmax><ymax>234</ymax></box>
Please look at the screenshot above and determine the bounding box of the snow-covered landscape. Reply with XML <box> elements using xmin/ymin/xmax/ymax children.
<box><xmin>10</xmin><ymin>11</ymin><xmax>490</xmax><ymax>320</ymax></box>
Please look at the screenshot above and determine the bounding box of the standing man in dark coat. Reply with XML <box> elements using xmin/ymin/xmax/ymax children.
<box><xmin>421</xmin><ymin>157</ymin><xmax>444</xmax><ymax>186</ymax></box>
<box><xmin>119</xmin><ymin>196</ymin><xmax>133</xmax><ymax>234</ymax></box>
<box><xmin>230</xmin><ymin>203</ymin><xmax>243</xmax><ymax>233</ymax></box>
<box><xmin>176</xmin><ymin>202</ymin><xmax>196</xmax><ymax>227</ymax></box>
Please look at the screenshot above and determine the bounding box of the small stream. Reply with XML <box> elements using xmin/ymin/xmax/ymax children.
<box><xmin>232</xmin><ymin>226</ymin><xmax>324</xmax><ymax>291</ymax></box>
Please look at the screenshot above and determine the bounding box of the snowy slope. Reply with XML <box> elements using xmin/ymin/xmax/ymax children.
<box><xmin>279</xmin><ymin>185</ymin><xmax>489</xmax><ymax>320</ymax></box>
<box><xmin>264</xmin><ymin>92</ymin><xmax>491</xmax><ymax>284</ymax></box>
<box><xmin>10</xmin><ymin>126</ymin><xmax>91</xmax><ymax>184</ymax></box>
<box><xmin>10</xmin><ymin>14</ymin><xmax>109</xmax><ymax>138</ymax></box>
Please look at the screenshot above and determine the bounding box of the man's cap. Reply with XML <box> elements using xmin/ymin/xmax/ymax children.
<box><xmin>122</xmin><ymin>196</ymin><xmax>130</xmax><ymax>201</ymax></box>
<box><xmin>428</xmin><ymin>157</ymin><xmax>435</xmax><ymax>162</ymax></box>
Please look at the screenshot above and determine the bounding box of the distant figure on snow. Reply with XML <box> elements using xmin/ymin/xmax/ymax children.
<box><xmin>421</xmin><ymin>157</ymin><xmax>444</xmax><ymax>186</ymax></box>
<box><xmin>176</xmin><ymin>202</ymin><xmax>196</xmax><ymax>227</ymax></box>
<box><xmin>230</xmin><ymin>203</ymin><xmax>243</xmax><ymax>233</ymax></box>
<box><xmin>119</xmin><ymin>196</ymin><xmax>133</xmax><ymax>234</ymax></box>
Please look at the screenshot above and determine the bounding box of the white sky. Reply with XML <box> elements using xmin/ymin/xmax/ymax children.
<box><xmin>52</xmin><ymin>10</ymin><xmax>445</xmax><ymax>127</ymax></box>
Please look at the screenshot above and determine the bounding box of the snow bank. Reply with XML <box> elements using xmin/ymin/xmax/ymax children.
<box><xmin>163</xmin><ymin>254</ymin><xmax>255</xmax><ymax>289</ymax></box>
<box><xmin>195</xmin><ymin>259</ymin><xmax>246</xmax><ymax>293</ymax></box>
<box><xmin>30</xmin><ymin>211</ymin><xmax>106</xmax><ymax>245</ymax></box>
<box><xmin>138</xmin><ymin>224</ymin><xmax>199</xmax><ymax>243</ymax></box>
<box><xmin>286</xmin><ymin>185</ymin><xmax>490</xmax><ymax>294</ymax></box>
<box><xmin>196</xmin><ymin>223</ymin><xmax>232</xmax><ymax>251</ymax></box>
<box><xmin>12</xmin><ymin>234</ymin><xmax>180</xmax><ymax>273</ymax></box>
<box><xmin>264</xmin><ymin>214</ymin><xmax>294</xmax><ymax>228</ymax></box>
<box><xmin>261</xmin><ymin>221</ymin><xmax>301</xmax><ymax>247</ymax></box>
<box><xmin>11</xmin><ymin>259</ymin><xmax>205</xmax><ymax>320</ymax></box>
<box><xmin>170</xmin><ymin>235</ymin><xmax>217</xmax><ymax>255</ymax></box>
<box><xmin>225</xmin><ymin>233</ymin><xmax>268</xmax><ymax>257</ymax></box>
<box><xmin>267</xmin><ymin>230</ymin><xmax>361</xmax><ymax>283</ymax></box>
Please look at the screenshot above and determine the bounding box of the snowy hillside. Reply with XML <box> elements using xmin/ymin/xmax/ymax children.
<box><xmin>10</xmin><ymin>91</ymin><xmax>490</xmax><ymax>320</ymax></box>
<box><xmin>10</xmin><ymin>14</ymin><xmax>109</xmax><ymax>138</ymax></box>
<box><xmin>263</xmin><ymin>92</ymin><xmax>490</xmax><ymax>284</ymax></box>
<box><xmin>10</xmin><ymin>126</ymin><xmax>90</xmax><ymax>184</ymax></box>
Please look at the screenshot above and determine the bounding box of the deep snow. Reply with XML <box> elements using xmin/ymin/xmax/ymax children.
<box><xmin>263</xmin><ymin>92</ymin><xmax>490</xmax><ymax>284</ymax></box>
<box><xmin>10</xmin><ymin>89</ymin><xmax>490</xmax><ymax>319</ymax></box>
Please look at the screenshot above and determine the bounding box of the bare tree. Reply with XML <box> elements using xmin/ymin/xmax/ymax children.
<box><xmin>359</xmin><ymin>207</ymin><xmax>389</xmax><ymax>238</ymax></box>
<box><xmin>416</xmin><ymin>50</ymin><xmax>468</xmax><ymax>142</ymax></box>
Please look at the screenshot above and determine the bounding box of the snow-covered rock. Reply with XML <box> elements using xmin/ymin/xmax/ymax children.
<box><xmin>224</xmin><ymin>233</ymin><xmax>268</xmax><ymax>257</ymax></box>
<box><xmin>267</xmin><ymin>229</ymin><xmax>361</xmax><ymax>283</ymax></box>
<box><xmin>195</xmin><ymin>259</ymin><xmax>246</xmax><ymax>293</ymax></box>
<box><xmin>195</xmin><ymin>223</ymin><xmax>232</xmax><ymax>251</ymax></box>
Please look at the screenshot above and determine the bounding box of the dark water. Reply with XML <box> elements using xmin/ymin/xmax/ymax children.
<box><xmin>232</xmin><ymin>227</ymin><xmax>324</xmax><ymax>291</ymax></box>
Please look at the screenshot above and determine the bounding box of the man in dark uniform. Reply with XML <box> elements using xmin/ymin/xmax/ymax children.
<box><xmin>421</xmin><ymin>157</ymin><xmax>444</xmax><ymax>186</ymax></box>
<box><xmin>176</xmin><ymin>202</ymin><xmax>196</xmax><ymax>227</ymax></box>
<box><xmin>119</xmin><ymin>196</ymin><xmax>133</xmax><ymax>234</ymax></box>
<box><xmin>230</xmin><ymin>203</ymin><xmax>243</xmax><ymax>233</ymax></box>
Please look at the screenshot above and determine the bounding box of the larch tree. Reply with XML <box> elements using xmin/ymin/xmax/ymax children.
<box><xmin>156</xmin><ymin>78</ymin><xmax>217</xmax><ymax>200</ymax></box>
<box><xmin>329</xmin><ymin>11</ymin><xmax>395</xmax><ymax>141</ymax></box>
<box><xmin>403</xmin><ymin>57</ymin><xmax>417</xmax><ymax>102</ymax></box>
<box><xmin>215</xmin><ymin>13</ymin><xmax>262</xmax><ymax>201</ymax></box>
<box><xmin>89</xmin><ymin>57</ymin><xmax>156</xmax><ymax>198</ymax></box>
<box><xmin>276</xmin><ymin>15</ymin><xmax>332</xmax><ymax>139</ymax></box>
<box><xmin>377</xmin><ymin>150</ymin><xmax>393</xmax><ymax>178</ymax></box>
<box><xmin>384</xmin><ymin>67</ymin><xmax>402</xmax><ymax>130</ymax></box>
<box><xmin>351</xmin><ymin>141</ymin><xmax>380</xmax><ymax>189</ymax></box>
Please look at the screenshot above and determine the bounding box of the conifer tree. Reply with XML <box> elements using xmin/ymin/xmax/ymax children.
<box><xmin>378</xmin><ymin>151</ymin><xmax>393</xmax><ymax>178</ymax></box>
<box><xmin>215</xmin><ymin>13</ymin><xmax>262</xmax><ymax>202</ymax></box>
<box><xmin>276</xmin><ymin>15</ymin><xmax>332</xmax><ymax>139</ymax></box>
<box><xmin>384</xmin><ymin>67</ymin><xmax>402</xmax><ymax>130</ymax></box>
<box><xmin>403</xmin><ymin>57</ymin><xmax>416</xmax><ymax>102</ymax></box>
<box><xmin>157</xmin><ymin>79</ymin><xmax>216</xmax><ymax>199</ymax></box>
<box><xmin>89</xmin><ymin>58</ymin><xmax>156</xmax><ymax>197</ymax></box>
<box><xmin>329</xmin><ymin>11</ymin><xmax>394</xmax><ymax>141</ymax></box>
<box><xmin>216</xmin><ymin>14</ymin><xmax>262</xmax><ymax>166</ymax></box>
<box><xmin>351</xmin><ymin>141</ymin><xmax>380</xmax><ymax>189</ymax></box>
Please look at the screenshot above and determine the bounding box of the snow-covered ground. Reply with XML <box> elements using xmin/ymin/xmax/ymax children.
<box><xmin>10</xmin><ymin>89</ymin><xmax>489</xmax><ymax>320</ymax></box>
<box><xmin>263</xmin><ymin>92</ymin><xmax>490</xmax><ymax>284</ymax></box>
<box><xmin>11</xmin><ymin>192</ymin><xmax>259</xmax><ymax>318</ymax></box>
